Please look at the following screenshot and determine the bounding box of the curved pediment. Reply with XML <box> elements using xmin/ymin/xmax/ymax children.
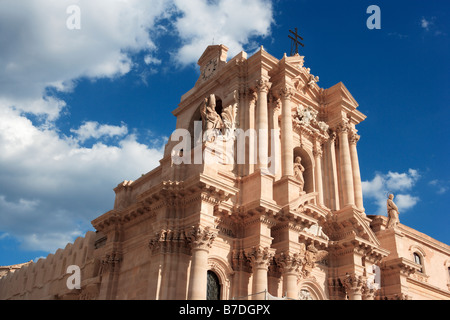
<box><xmin>289</xmin><ymin>192</ymin><xmax>318</xmax><ymax>212</ymax></box>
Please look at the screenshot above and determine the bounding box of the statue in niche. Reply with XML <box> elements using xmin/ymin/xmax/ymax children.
<box><xmin>293</xmin><ymin>156</ymin><xmax>305</xmax><ymax>191</ymax></box>
<box><xmin>201</xmin><ymin>94</ymin><xmax>223</xmax><ymax>142</ymax></box>
<box><xmin>200</xmin><ymin>93</ymin><xmax>238</xmax><ymax>143</ymax></box>
<box><xmin>201</xmin><ymin>94</ymin><xmax>223</xmax><ymax>131</ymax></box>
<box><xmin>386</xmin><ymin>194</ymin><xmax>400</xmax><ymax>229</ymax></box>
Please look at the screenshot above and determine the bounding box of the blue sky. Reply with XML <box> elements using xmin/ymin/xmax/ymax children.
<box><xmin>0</xmin><ymin>0</ymin><xmax>448</xmax><ymax>266</ymax></box>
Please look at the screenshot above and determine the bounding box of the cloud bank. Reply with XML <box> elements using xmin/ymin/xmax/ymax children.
<box><xmin>0</xmin><ymin>0</ymin><xmax>275</xmax><ymax>254</ymax></box>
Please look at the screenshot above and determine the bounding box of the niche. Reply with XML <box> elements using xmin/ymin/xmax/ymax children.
<box><xmin>293</xmin><ymin>147</ymin><xmax>314</xmax><ymax>194</ymax></box>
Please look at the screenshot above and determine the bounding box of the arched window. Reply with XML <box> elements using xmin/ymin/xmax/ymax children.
<box><xmin>206</xmin><ymin>270</ymin><xmax>221</xmax><ymax>300</ymax></box>
<box><xmin>413</xmin><ymin>253</ymin><xmax>423</xmax><ymax>272</ymax></box>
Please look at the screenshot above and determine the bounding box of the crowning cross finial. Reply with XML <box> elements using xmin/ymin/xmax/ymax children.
<box><xmin>289</xmin><ymin>28</ymin><xmax>304</xmax><ymax>56</ymax></box>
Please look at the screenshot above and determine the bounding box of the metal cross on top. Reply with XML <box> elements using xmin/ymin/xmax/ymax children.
<box><xmin>289</xmin><ymin>28</ymin><xmax>304</xmax><ymax>56</ymax></box>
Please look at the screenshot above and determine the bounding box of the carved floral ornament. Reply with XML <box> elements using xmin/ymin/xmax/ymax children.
<box><xmin>293</xmin><ymin>104</ymin><xmax>329</xmax><ymax>134</ymax></box>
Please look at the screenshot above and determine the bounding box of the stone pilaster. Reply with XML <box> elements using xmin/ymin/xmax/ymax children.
<box><xmin>349</xmin><ymin>131</ymin><xmax>364</xmax><ymax>212</ymax></box>
<box><xmin>337</xmin><ymin>122</ymin><xmax>355</xmax><ymax>207</ymax></box>
<box><xmin>255</xmin><ymin>78</ymin><xmax>271</xmax><ymax>171</ymax></box>
<box><xmin>313</xmin><ymin>143</ymin><xmax>324</xmax><ymax>206</ymax></box>
<box><xmin>275</xmin><ymin>251</ymin><xmax>303</xmax><ymax>299</ymax></box>
<box><xmin>246</xmin><ymin>246</ymin><xmax>275</xmax><ymax>300</ymax></box>
<box><xmin>279</xmin><ymin>86</ymin><xmax>294</xmax><ymax>177</ymax></box>
<box><xmin>328</xmin><ymin>132</ymin><xmax>340</xmax><ymax>211</ymax></box>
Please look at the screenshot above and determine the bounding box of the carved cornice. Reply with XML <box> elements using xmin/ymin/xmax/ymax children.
<box><xmin>381</xmin><ymin>257</ymin><xmax>420</xmax><ymax>277</ymax></box>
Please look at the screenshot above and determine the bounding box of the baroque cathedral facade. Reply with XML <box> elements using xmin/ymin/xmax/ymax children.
<box><xmin>1</xmin><ymin>44</ymin><xmax>449</xmax><ymax>300</ymax></box>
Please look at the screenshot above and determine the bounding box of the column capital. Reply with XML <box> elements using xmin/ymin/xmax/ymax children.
<box><xmin>278</xmin><ymin>86</ymin><xmax>294</xmax><ymax>100</ymax></box>
<box><xmin>337</xmin><ymin>121</ymin><xmax>350</xmax><ymax>134</ymax></box>
<box><xmin>275</xmin><ymin>251</ymin><xmax>304</xmax><ymax>274</ymax></box>
<box><xmin>187</xmin><ymin>226</ymin><xmax>217</xmax><ymax>251</ymax></box>
<box><xmin>342</xmin><ymin>274</ymin><xmax>365</xmax><ymax>299</ymax></box>
<box><xmin>245</xmin><ymin>246</ymin><xmax>275</xmax><ymax>271</ymax></box>
<box><xmin>313</xmin><ymin>145</ymin><xmax>323</xmax><ymax>158</ymax></box>
<box><xmin>349</xmin><ymin>131</ymin><xmax>360</xmax><ymax>145</ymax></box>
<box><xmin>255</xmin><ymin>78</ymin><xmax>272</xmax><ymax>93</ymax></box>
<box><xmin>329</xmin><ymin>130</ymin><xmax>337</xmax><ymax>142</ymax></box>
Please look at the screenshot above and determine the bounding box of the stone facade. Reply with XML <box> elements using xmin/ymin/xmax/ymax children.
<box><xmin>1</xmin><ymin>45</ymin><xmax>449</xmax><ymax>300</ymax></box>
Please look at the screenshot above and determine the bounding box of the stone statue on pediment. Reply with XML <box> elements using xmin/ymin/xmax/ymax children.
<box><xmin>386</xmin><ymin>194</ymin><xmax>400</xmax><ymax>229</ymax></box>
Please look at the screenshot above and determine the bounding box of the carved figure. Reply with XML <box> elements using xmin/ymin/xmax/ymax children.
<box><xmin>294</xmin><ymin>156</ymin><xmax>305</xmax><ymax>191</ymax></box>
<box><xmin>201</xmin><ymin>94</ymin><xmax>223</xmax><ymax>131</ymax></box>
<box><xmin>303</xmin><ymin>243</ymin><xmax>328</xmax><ymax>276</ymax></box>
<box><xmin>386</xmin><ymin>194</ymin><xmax>400</xmax><ymax>229</ymax></box>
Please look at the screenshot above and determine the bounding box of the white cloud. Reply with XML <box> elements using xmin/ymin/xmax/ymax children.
<box><xmin>362</xmin><ymin>169</ymin><xmax>420</xmax><ymax>215</ymax></box>
<box><xmin>0</xmin><ymin>106</ymin><xmax>164</xmax><ymax>252</ymax></box>
<box><xmin>70</xmin><ymin>121</ymin><xmax>128</xmax><ymax>143</ymax></box>
<box><xmin>0</xmin><ymin>0</ymin><xmax>276</xmax><ymax>255</ymax></box>
<box><xmin>171</xmin><ymin>0</ymin><xmax>274</xmax><ymax>66</ymax></box>
<box><xmin>421</xmin><ymin>17</ymin><xmax>431</xmax><ymax>31</ymax></box>
<box><xmin>429</xmin><ymin>180</ymin><xmax>448</xmax><ymax>195</ymax></box>
<box><xmin>0</xmin><ymin>0</ymin><xmax>171</xmax><ymax>119</ymax></box>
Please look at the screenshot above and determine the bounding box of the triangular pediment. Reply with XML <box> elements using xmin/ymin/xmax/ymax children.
<box><xmin>197</xmin><ymin>44</ymin><xmax>229</xmax><ymax>68</ymax></box>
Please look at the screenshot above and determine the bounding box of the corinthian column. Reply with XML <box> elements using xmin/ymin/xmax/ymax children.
<box><xmin>255</xmin><ymin>78</ymin><xmax>272</xmax><ymax>171</ymax></box>
<box><xmin>187</xmin><ymin>226</ymin><xmax>217</xmax><ymax>300</ymax></box>
<box><xmin>349</xmin><ymin>131</ymin><xmax>364</xmax><ymax>211</ymax></box>
<box><xmin>246</xmin><ymin>246</ymin><xmax>274</xmax><ymax>300</ymax></box>
<box><xmin>313</xmin><ymin>144</ymin><xmax>324</xmax><ymax>206</ymax></box>
<box><xmin>276</xmin><ymin>251</ymin><xmax>302</xmax><ymax>299</ymax></box>
<box><xmin>279</xmin><ymin>86</ymin><xmax>294</xmax><ymax>177</ymax></box>
<box><xmin>337</xmin><ymin>122</ymin><xmax>355</xmax><ymax>207</ymax></box>
<box><xmin>343</xmin><ymin>274</ymin><xmax>364</xmax><ymax>300</ymax></box>
<box><xmin>328</xmin><ymin>132</ymin><xmax>340</xmax><ymax>210</ymax></box>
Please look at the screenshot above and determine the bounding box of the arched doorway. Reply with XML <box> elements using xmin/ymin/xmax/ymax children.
<box><xmin>206</xmin><ymin>270</ymin><xmax>221</xmax><ymax>300</ymax></box>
